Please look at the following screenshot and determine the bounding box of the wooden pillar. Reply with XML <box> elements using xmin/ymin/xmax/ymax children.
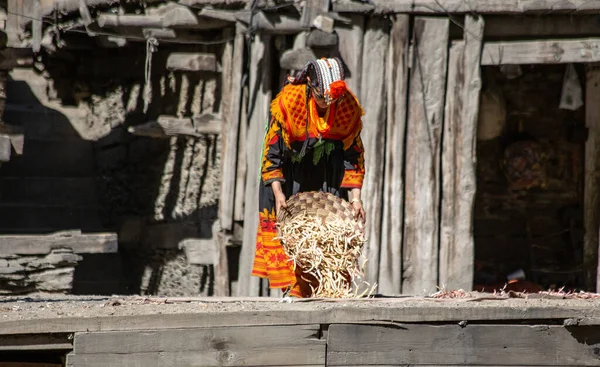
<box><xmin>379</xmin><ymin>14</ymin><xmax>409</xmax><ymax>295</ymax></box>
<box><xmin>337</xmin><ymin>14</ymin><xmax>364</xmax><ymax>99</ymax></box>
<box><xmin>236</xmin><ymin>35</ymin><xmax>272</xmax><ymax>297</ymax></box>
<box><xmin>360</xmin><ymin>16</ymin><xmax>389</xmax><ymax>287</ymax></box>
<box><xmin>585</xmin><ymin>65</ymin><xmax>600</xmax><ymax>292</ymax></box>
<box><xmin>219</xmin><ymin>25</ymin><xmax>245</xmax><ymax>232</ymax></box>
<box><xmin>439</xmin><ymin>15</ymin><xmax>484</xmax><ymax>291</ymax></box>
<box><xmin>402</xmin><ymin>16</ymin><xmax>449</xmax><ymax>295</ymax></box>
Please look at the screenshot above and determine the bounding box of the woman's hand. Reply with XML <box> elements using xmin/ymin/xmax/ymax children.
<box><xmin>352</xmin><ymin>200</ymin><xmax>366</xmax><ymax>224</ymax></box>
<box><xmin>271</xmin><ymin>181</ymin><xmax>287</xmax><ymax>217</ymax></box>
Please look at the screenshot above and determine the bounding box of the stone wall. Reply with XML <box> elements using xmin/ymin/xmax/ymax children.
<box><xmin>1</xmin><ymin>36</ymin><xmax>226</xmax><ymax>296</ymax></box>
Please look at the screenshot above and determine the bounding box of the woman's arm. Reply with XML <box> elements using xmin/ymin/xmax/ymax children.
<box><xmin>261</xmin><ymin>118</ymin><xmax>287</xmax><ymax>216</ymax></box>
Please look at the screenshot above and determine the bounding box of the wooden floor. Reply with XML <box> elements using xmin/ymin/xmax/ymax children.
<box><xmin>0</xmin><ymin>294</ymin><xmax>600</xmax><ymax>366</ymax></box>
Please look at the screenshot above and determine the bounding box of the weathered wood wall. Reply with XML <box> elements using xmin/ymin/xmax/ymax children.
<box><xmin>6</xmin><ymin>0</ymin><xmax>600</xmax><ymax>296</ymax></box>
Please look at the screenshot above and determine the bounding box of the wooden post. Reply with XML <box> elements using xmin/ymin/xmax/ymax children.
<box><xmin>585</xmin><ymin>65</ymin><xmax>600</xmax><ymax>292</ymax></box>
<box><xmin>336</xmin><ymin>14</ymin><xmax>364</xmax><ymax>99</ymax></box>
<box><xmin>379</xmin><ymin>14</ymin><xmax>409</xmax><ymax>295</ymax></box>
<box><xmin>439</xmin><ymin>15</ymin><xmax>484</xmax><ymax>291</ymax></box>
<box><xmin>360</xmin><ymin>16</ymin><xmax>389</xmax><ymax>287</ymax></box>
<box><xmin>236</xmin><ymin>35</ymin><xmax>272</xmax><ymax>297</ymax></box>
<box><xmin>402</xmin><ymin>17</ymin><xmax>449</xmax><ymax>295</ymax></box>
<box><xmin>219</xmin><ymin>25</ymin><xmax>244</xmax><ymax>232</ymax></box>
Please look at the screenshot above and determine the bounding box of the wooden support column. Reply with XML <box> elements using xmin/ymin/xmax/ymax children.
<box><xmin>585</xmin><ymin>65</ymin><xmax>600</xmax><ymax>292</ymax></box>
<box><xmin>236</xmin><ymin>35</ymin><xmax>272</xmax><ymax>297</ymax></box>
<box><xmin>360</xmin><ymin>16</ymin><xmax>389</xmax><ymax>287</ymax></box>
<box><xmin>440</xmin><ymin>15</ymin><xmax>484</xmax><ymax>291</ymax></box>
<box><xmin>378</xmin><ymin>14</ymin><xmax>409</xmax><ymax>295</ymax></box>
<box><xmin>336</xmin><ymin>14</ymin><xmax>364</xmax><ymax>99</ymax></box>
<box><xmin>402</xmin><ymin>16</ymin><xmax>449</xmax><ymax>295</ymax></box>
<box><xmin>219</xmin><ymin>25</ymin><xmax>244</xmax><ymax>233</ymax></box>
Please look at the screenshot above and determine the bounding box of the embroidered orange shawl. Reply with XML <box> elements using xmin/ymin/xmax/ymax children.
<box><xmin>270</xmin><ymin>83</ymin><xmax>364</xmax><ymax>150</ymax></box>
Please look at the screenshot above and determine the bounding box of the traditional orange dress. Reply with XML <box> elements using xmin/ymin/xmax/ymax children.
<box><xmin>251</xmin><ymin>83</ymin><xmax>366</xmax><ymax>297</ymax></box>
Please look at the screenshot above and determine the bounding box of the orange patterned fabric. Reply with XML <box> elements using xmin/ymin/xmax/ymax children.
<box><xmin>341</xmin><ymin>135</ymin><xmax>365</xmax><ymax>188</ymax></box>
<box><xmin>270</xmin><ymin>84</ymin><xmax>364</xmax><ymax>150</ymax></box>
<box><xmin>251</xmin><ymin>208</ymin><xmax>307</xmax><ymax>297</ymax></box>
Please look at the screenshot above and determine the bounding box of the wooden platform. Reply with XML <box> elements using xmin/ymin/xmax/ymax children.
<box><xmin>0</xmin><ymin>294</ymin><xmax>600</xmax><ymax>366</ymax></box>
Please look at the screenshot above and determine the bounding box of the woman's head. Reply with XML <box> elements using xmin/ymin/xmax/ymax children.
<box><xmin>288</xmin><ymin>57</ymin><xmax>348</xmax><ymax>107</ymax></box>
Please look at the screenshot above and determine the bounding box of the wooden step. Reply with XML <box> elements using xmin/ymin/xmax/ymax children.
<box><xmin>0</xmin><ymin>177</ymin><xmax>98</xmax><ymax>206</ymax></box>
<box><xmin>0</xmin><ymin>139</ymin><xmax>94</xmax><ymax>177</ymax></box>
<box><xmin>0</xmin><ymin>230</ymin><xmax>117</xmax><ymax>255</ymax></box>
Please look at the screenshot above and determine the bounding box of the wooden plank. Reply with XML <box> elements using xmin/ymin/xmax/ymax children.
<box><xmin>379</xmin><ymin>14</ymin><xmax>409</xmax><ymax>295</ymax></box>
<box><xmin>481</xmin><ymin>38</ymin><xmax>600</xmax><ymax>65</ymax></box>
<box><xmin>127</xmin><ymin>113</ymin><xmax>222</xmax><ymax>138</ymax></box>
<box><xmin>439</xmin><ymin>15</ymin><xmax>483</xmax><ymax>291</ymax></box>
<box><xmin>332</xmin><ymin>0</ymin><xmax>600</xmax><ymax>14</ymax></box>
<box><xmin>73</xmin><ymin>326</ymin><xmax>324</xmax><ymax>364</ymax></box>
<box><xmin>236</xmin><ymin>11</ymin><xmax>307</xmax><ymax>35</ymax></box>
<box><xmin>166</xmin><ymin>52</ymin><xmax>218</xmax><ymax>72</ymax></box>
<box><xmin>0</xmin><ymin>134</ymin><xmax>10</xmax><ymax>162</ymax></box>
<box><xmin>218</xmin><ymin>25</ymin><xmax>243</xmax><ymax>232</ymax></box>
<box><xmin>97</xmin><ymin>14</ymin><xmax>163</xmax><ymax>28</ymax></box>
<box><xmin>402</xmin><ymin>16</ymin><xmax>449</xmax><ymax>295</ymax></box>
<box><xmin>327</xmin><ymin>323</ymin><xmax>600</xmax><ymax>366</ymax></box>
<box><xmin>3</xmin><ymin>300</ymin><xmax>600</xmax><ymax>336</ymax></box>
<box><xmin>214</xmin><ymin>27</ymin><xmax>236</xmax><ymax>296</ymax></box>
<box><xmin>359</xmin><ymin>16</ymin><xmax>389</xmax><ymax>286</ymax></box>
<box><xmin>585</xmin><ymin>66</ymin><xmax>600</xmax><ymax>292</ymax></box>
<box><xmin>236</xmin><ymin>35</ymin><xmax>272</xmax><ymax>296</ymax></box>
<box><xmin>233</xmin><ymin>82</ymin><xmax>249</xmax><ymax>223</ymax></box>
<box><xmin>336</xmin><ymin>14</ymin><xmax>364</xmax><ymax>99</ymax></box>
<box><xmin>0</xmin><ymin>231</ymin><xmax>118</xmax><ymax>255</ymax></box>
<box><xmin>0</xmin><ymin>333</ymin><xmax>72</xmax><ymax>351</ymax></box>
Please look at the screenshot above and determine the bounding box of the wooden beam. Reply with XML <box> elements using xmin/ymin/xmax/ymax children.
<box><xmin>402</xmin><ymin>16</ymin><xmax>449</xmax><ymax>295</ymax></box>
<box><xmin>0</xmin><ymin>333</ymin><xmax>72</xmax><ymax>351</ymax></box>
<box><xmin>219</xmin><ymin>25</ymin><xmax>244</xmax><ymax>232</ymax></box>
<box><xmin>236</xmin><ymin>35</ymin><xmax>272</xmax><ymax>297</ymax></box>
<box><xmin>69</xmin><ymin>325</ymin><xmax>325</xmax><ymax>366</ymax></box>
<box><xmin>336</xmin><ymin>14</ymin><xmax>364</xmax><ymax>99</ymax></box>
<box><xmin>327</xmin><ymin>323</ymin><xmax>600</xmax><ymax>366</ymax></box>
<box><xmin>481</xmin><ymin>38</ymin><xmax>600</xmax><ymax>65</ymax></box>
<box><xmin>97</xmin><ymin>14</ymin><xmax>164</xmax><ymax>28</ymax></box>
<box><xmin>127</xmin><ymin>113</ymin><xmax>222</xmax><ymax>138</ymax></box>
<box><xmin>332</xmin><ymin>0</ymin><xmax>600</xmax><ymax>14</ymax></box>
<box><xmin>483</xmin><ymin>15</ymin><xmax>600</xmax><ymax>38</ymax></box>
<box><xmin>236</xmin><ymin>11</ymin><xmax>307</xmax><ymax>34</ymax></box>
<box><xmin>0</xmin><ymin>231</ymin><xmax>118</xmax><ymax>255</ymax></box>
<box><xmin>379</xmin><ymin>14</ymin><xmax>409</xmax><ymax>295</ymax></box>
<box><xmin>233</xmin><ymin>82</ymin><xmax>249</xmax><ymax>223</ymax></box>
<box><xmin>440</xmin><ymin>16</ymin><xmax>484</xmax><ymax>292</ymax></box>
<box><xmin>585</xmin><ymin>66</ymin><xmax>600</xmax><ymax>293</ymax></box>
<box><xmin>166</xmin><ymin>52</ymin><xmax>219</xmax><ymax>72</ymax></box>
<box><xmin>360</xmin><ymin>16</ymin><xmax>389</xmax><ymax>288</ymax></box>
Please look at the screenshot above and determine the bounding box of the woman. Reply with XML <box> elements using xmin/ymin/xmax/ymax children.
<box><xmin>251</xmin><ymin>57</ymin><xmax>366</xmax><ymax>298</ymax></box>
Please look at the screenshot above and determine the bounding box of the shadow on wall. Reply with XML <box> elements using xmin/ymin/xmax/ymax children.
<box><xmin>34</xmin><ymin>37</ymin><xmax>227</xmax><ymax>297</ymax></box>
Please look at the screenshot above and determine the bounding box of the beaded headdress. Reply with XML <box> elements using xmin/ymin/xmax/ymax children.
<box><xmin>287</xmin><ymin>57</ymin><xmax>348</xmax><ymax>105</ymax></box>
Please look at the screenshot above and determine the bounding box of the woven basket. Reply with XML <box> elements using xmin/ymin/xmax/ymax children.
<box><xmin>277</xmin><ymin>191</ymin><xmax>365</xmax><ymax>236</ymax></box>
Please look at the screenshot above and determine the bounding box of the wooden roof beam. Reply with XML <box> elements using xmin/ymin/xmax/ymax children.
<box><xmin>127</xmin><ymin>113</ymin><xmax>222</xmax><ymax>139</ymax></box>
<box><xmin>332</xmin><ymin>0</ymin><xmax>600</xmax><ymax>14</ymax></box>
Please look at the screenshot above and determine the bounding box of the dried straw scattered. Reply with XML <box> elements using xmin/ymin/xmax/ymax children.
<box><xmin>277</xmin><ymin>213</ymin><xmax>375</xmax><ymax>298</ymax></box>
